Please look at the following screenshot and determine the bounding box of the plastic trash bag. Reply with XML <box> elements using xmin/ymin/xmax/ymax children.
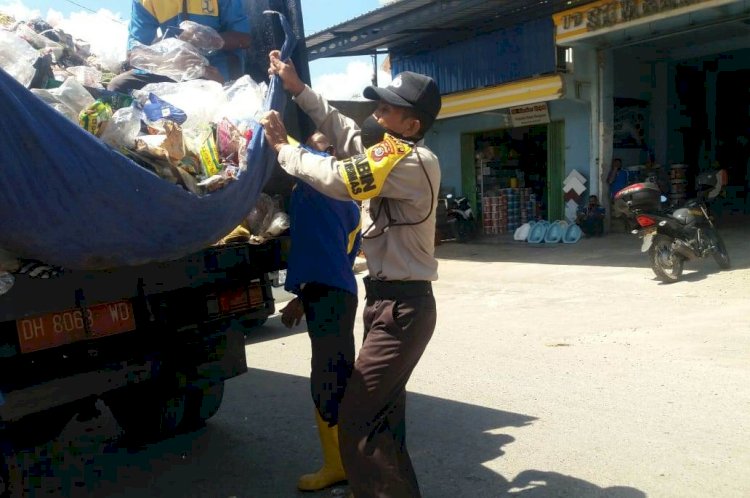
<box><xmin>14</xmin><ymin>23</ymin><xmax>64</xmax><ymax>59</ymax></box>
<box><xmin>265</xmin><ymin>211</ymin><xmax>290</xmax><ymax>237</ymax></box>
<box><xmin>30</xmin><ymin>88</ymin><xmax>79</xmax><ymax>121</ymax></box>
<box><xmin>0</xmin><ymin>29</ymin><xmax>39</xmax><ymax>87</ymax></box>
<box><xmin>129</xmin><ymin>38</ymin><xmax>209</xmax><ymax>82</ymax></box>
<box><xmin>136</xmin><ymin>79</ymin><xmax>226</xmax><ymax>131</ymax></box>
<box><xmin>66</xmin><ymin>65</ymin><xmax>103</xmax><ymax>88</ymax></box>
<box><xmin>220</xmin><ymin>74</ymin><xmax>268</xmax><ymax>127</ymax></box>
<box><xmin>49</xmin><ymin>76</ymin><xmax>96</xmax><ymax>115</ymax></box>
<box><xmin>178</xmin><ymin>20</ymin><xmax>224</xmax><ymax>55</ymax></box>
<box><xmin>0</xmin><ymin>272</ymin><xmax>14</xmax><ymax>296</ymax></box>
<box><xmin>99</xmin><ymin>104</ymin><xmax>144</xmax><ymax>149</ymax></box>
<box><xmin>245</xmin><ymin>193</ymin><xmax>276</xmax><ymax>236</ymax></box>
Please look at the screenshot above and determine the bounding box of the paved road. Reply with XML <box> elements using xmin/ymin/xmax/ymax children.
<box><xmin>7</xmin><ymin>216</ymin><xmax>750</xmax><ymax>497</ymax></box>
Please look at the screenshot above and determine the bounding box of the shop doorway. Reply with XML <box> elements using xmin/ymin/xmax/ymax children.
<box><xmin>472</xmin><ymin>124</ymin><xmax>548</xmax><ymax>235</ymax></box>
<box><xmin>716</xmin><ymin>69</ymin><xmax>750</xmax><ymax>191</ymax></box>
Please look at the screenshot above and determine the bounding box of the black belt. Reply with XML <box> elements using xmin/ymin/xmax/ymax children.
<box><xmin>363</xmin><ymin>276</ymin><xmax>433</xmax><ymax>300</ymax></box>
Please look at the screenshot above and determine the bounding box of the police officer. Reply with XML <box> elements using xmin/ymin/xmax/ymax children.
<box><xmin>261</xmin><ymin>49</ymin><xmax>441</xmax><ymax>498</ymax></box>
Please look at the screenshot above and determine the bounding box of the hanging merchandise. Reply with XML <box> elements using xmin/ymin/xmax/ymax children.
<box><xmin>669</xmin><ymin>164</ymin><xmax>688</xmax><ymax>206</ymax></box>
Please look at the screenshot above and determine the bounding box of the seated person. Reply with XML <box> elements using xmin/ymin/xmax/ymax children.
<box><xmin>577</xmin><ymin>195</ymin><xmax>606</xmax><ymax>237</ymax></box>
<box><xmin>108</xmin><ymin>0</ymin><xmax>251</xmax><ymax>94</ymax></box>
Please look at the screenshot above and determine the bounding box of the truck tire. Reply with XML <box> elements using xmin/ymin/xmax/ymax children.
<box><xmin>179</xmin><ymin>381</ymin><xmax>225</xmax><ymax>432</ymax></box>
<box><xmin>106</xmin><ymin>383</ymin><xmax>186</xmax><ymax>446</ymax></box>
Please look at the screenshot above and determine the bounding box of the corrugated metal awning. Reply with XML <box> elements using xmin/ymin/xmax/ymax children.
<box><xmin>305</xmin><ymin>0</ymin><xmax>592</xmax><ymax>61</ymax></box>
<box><xmin>438</xmin><ymin>74</ymin><xmax>564</xmax><ymax>120</ymax></box>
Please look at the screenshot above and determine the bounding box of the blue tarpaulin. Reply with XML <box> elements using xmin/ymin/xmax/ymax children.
<box><xmin>0</xmin><ymin>13</ymin><xmax>294</xmax><ymax>271</ymax></box>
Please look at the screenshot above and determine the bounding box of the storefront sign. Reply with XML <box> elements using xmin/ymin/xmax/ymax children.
<box><xmin>510</xmin><ymin>103</ymin><xmax>550</xmax><ymax>127</ymax></box>
<box><xmin>438</xmin><ymin>75</ymin><xmax>563</xmax><ymax>120</ymax></box>
<box><xmin>553</xmin><ymin>0</ymin><xmax>734</xmax><ymax>44</ymax></box>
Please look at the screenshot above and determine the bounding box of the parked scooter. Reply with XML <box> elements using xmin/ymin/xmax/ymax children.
<box><xmin>613</xmin><ymin>170</ymin><xmax>730</xmax><ymax>283</ymax></box>
<box><xmin>445</xmin><ymin>194</ymin><xmax>475</xmax><ymax>242</ymax></box>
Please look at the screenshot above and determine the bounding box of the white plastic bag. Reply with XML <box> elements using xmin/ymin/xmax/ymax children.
<box><xmin>129</xmin><ymin>38</ymin><xmax>209</xmax><ymax>82</ymax></box>
<box><xmin>0</xmin><ymin>272</ymin><xmax>14</xmax><ymax>296</ymax></box>
<box><xmin>178</xmin><ymin>20</ymin><xmax>224</xmax><ymax>55</ymax></box>
<box><xmin>136</xmin><ymin>79</ymin><xmax>227</xmax><ymax>132</ymax></box>
<box><xmin>14</xmin><ymin>23</ymin><xmax>64</xmax><ymax>59</ymax></box>
<box><xmin>30</xmin><ymin>88</ymin><xmax>79</xmax><ymax>121</ymax></box>
<box><xmin>219</xmin><ymin>75</ymin><xmax>268</xmax><ymax>127</ymax></box>
<box><xmin>245</xmin><ymin>193</ymin><xmax>276</xmax><ymax>236</ymax></box>
<box><xmin>48</xmin><ymin>76</ymin><xmax>96</xmax><ymax>115</ymax></box>
<box><xmin>100</xmin><ymin>105</ymin><xmax>144</xmax><ymax>149</ymax></box>
<box><xmin>66</xmin><ymin>65</ymin><xmax>103</xmax><ymax>88</ymax></box>
<box><xmin>265</xmin><ymin>212</ymin><xmax>290</xmax><ymax>237</ymax></box>
<box><xmin>0</xmin><ymin>29</ymin><xmax>39</xmax><ymax>87</ymax></box>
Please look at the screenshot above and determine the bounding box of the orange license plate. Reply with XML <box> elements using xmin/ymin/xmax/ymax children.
<box><xmin>16</xmin><ymin>301</ymin><xmax>136</xmax><ymax>354</ymax></box>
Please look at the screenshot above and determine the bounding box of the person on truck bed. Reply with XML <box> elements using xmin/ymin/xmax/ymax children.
<box><xmin>278</xmin><ymin>130</ymin><xmax>363</xmax><ymax>492</ymax></box>
<box><xmin>261</xmin><ymin>49</ymin><xmax>441</xmax><ymax>498</ymax></box>
<box><xmin>108</xmin><ymin>0</ymin><xmax>251</xmax><ymax>94</ymax></box>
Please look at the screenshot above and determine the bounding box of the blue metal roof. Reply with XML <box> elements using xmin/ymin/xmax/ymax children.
<box><xmin>304</xmin><ymin>0</ymin><xmax>592</xmax><ymax>61</ymax></box>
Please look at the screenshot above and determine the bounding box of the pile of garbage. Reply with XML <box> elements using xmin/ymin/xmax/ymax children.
<box><xmin>0</xmin><ymin>14</ymin><xmax>290</xmax><ymax>285</ymax></box>
<box><xmin>1</xmin><ymin>16</ymin><xmax>271</xmax><ymax>196</ymax></box>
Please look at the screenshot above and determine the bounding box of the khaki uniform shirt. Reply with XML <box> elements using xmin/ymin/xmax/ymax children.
<box><xmin>277</xmin><ymin>85</ymin><xmax>440</xmax><ymax>281</ymax></box>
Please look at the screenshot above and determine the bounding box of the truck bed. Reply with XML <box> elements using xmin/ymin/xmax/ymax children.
<box><xmin>0</xmin><ymin>240</ymin><xmax>284</xmax><ymax>424</ymax></box>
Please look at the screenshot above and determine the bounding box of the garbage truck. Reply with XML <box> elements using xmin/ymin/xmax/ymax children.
<box><xmin>0</xmin><ymin>0</ymin><xmax>310</xmax><ymax>474</ymax></box>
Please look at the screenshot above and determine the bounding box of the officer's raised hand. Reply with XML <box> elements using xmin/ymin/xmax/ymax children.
<box><xmin>260</xmin><ymin>110</ymin><xmax>289</xmax><ymax>153</ymax></box>
<box><xmin>268</xmin><ymin>49</ymin><xmax>305</xmax><ymax>96</ymax></box>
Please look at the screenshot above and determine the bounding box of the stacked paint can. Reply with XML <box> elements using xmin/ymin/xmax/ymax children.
<box><xmin>504</xmin><ymin>188</ymin><xmax>521</xmax><ymax>232</ymax></box>
<box><xmin>482</xmin><ymin>188</ymin><xmax>538</xmax><ymax>235</ymax></box>
<box><xmin>482</xmin><ymin>195</ymin><xmax>507</xmax><ymax>234</ymax></box>
<box><xmin>524</xmin><ymin>190</ymin><xmax>537</xmax><ymax>223</ymax></box>
<box><xmin>669</xmin><ymin>164</ymin><xmax>688</xmax><ymax>206</ymax></box>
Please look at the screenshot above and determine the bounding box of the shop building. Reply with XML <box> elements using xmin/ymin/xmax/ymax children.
<box><xmin>554</xmin><ymin>0</ymin><xmax>750</xmax><ymax>215</ymax></box>
<box><xmin>305</xmin><ymin>0</ymin><xmax>750</xmax><ymax>234</ymax></box>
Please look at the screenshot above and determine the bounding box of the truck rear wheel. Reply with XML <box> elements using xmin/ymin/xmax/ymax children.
<box><xmin>179</xmin><ymin>381</ymin><xmax>225</xmax><ymax>432</ymax></box>
<box><xmin>106</xmin><ymin>383</ymin><xmax>186</xmax><ymax>446</ymax></box>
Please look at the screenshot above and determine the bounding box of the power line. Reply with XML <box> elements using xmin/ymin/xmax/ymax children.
<box><xmin>60</xmin><ymin>0</ymin><xmax>127</xmax><ymax>24</ymax></box>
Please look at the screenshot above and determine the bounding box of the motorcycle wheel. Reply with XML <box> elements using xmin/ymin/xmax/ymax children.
<box><xmin>648</xmin><ymin>234</ymin><xmax>684</xmax><ymax>283</ymax></box>
<box><xmin>707</xmin><ymin>229</ymin><xmax>731</xmax><ymax>270</ymax></box>
<box><xmin>447</xmin><ymin>219</ymin><xmax>460</xmax><ymax>241</ymax></box>
<box><xmin>456</xmin><ymin>219</ymin><xmax>473</xmax><ymax>243</ymax></box>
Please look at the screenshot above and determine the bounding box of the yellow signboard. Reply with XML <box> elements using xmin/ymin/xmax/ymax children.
<box><xmin>438</xmin><ymin>75</ymin><xmax>563</xmax><ymax>120</ymax></box>
<box><xmin>553</xmin><ymin>0</ymin><xmax>735</xmax><ymax>44</ymax></box>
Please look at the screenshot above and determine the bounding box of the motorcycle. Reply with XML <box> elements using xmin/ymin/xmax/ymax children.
<box><xmin>445</xmin><ymin>194</ymin><xmax>475</xmax><ymax>242</ymax></box>
<box><xmin>613</xmin><ymin>170</ymin><xmax>730</xmax><ymax>283</ymax></box>
<box><xmin>435</xmin><ymin>194</ymin><xmax>476</xmax><ymax>243</ymax></box>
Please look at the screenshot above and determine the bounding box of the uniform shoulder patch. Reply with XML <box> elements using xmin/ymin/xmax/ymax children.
<box><xmin>338</xmin><ymin>133</ymin><xmax>412</xmax><ymax>201</ymax></box>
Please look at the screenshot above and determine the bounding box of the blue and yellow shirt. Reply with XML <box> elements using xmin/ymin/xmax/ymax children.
<box><xmin>285</xmin><ymin>155</ymin><xmax>362</xmax><ymax>297</ymax></box>
<box><xmin>128</xmin><ymin>0</ymin><xmax>250</xmax><ymax>80</ymax></box>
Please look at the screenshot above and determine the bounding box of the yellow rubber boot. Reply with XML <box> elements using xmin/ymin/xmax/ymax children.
<box><xmin>297</xmin><ymin>410</ymin><xmax>347</xmax><ymax>491</ymax></box>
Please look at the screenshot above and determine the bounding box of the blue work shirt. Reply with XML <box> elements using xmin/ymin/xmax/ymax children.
<box><xmin>284</xmin><ymin>151</ymin><xmax>362</xmax><ymax>297</ymax></box>
<box><xmin>609</xmin><ymin>169</ymin><xmax>629</xmax><ymax>198</ymax></box>
<box><xmin>129</xmin><ymin>0</ymin><xmax>250</xmax><ymax>81</ymax></box>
